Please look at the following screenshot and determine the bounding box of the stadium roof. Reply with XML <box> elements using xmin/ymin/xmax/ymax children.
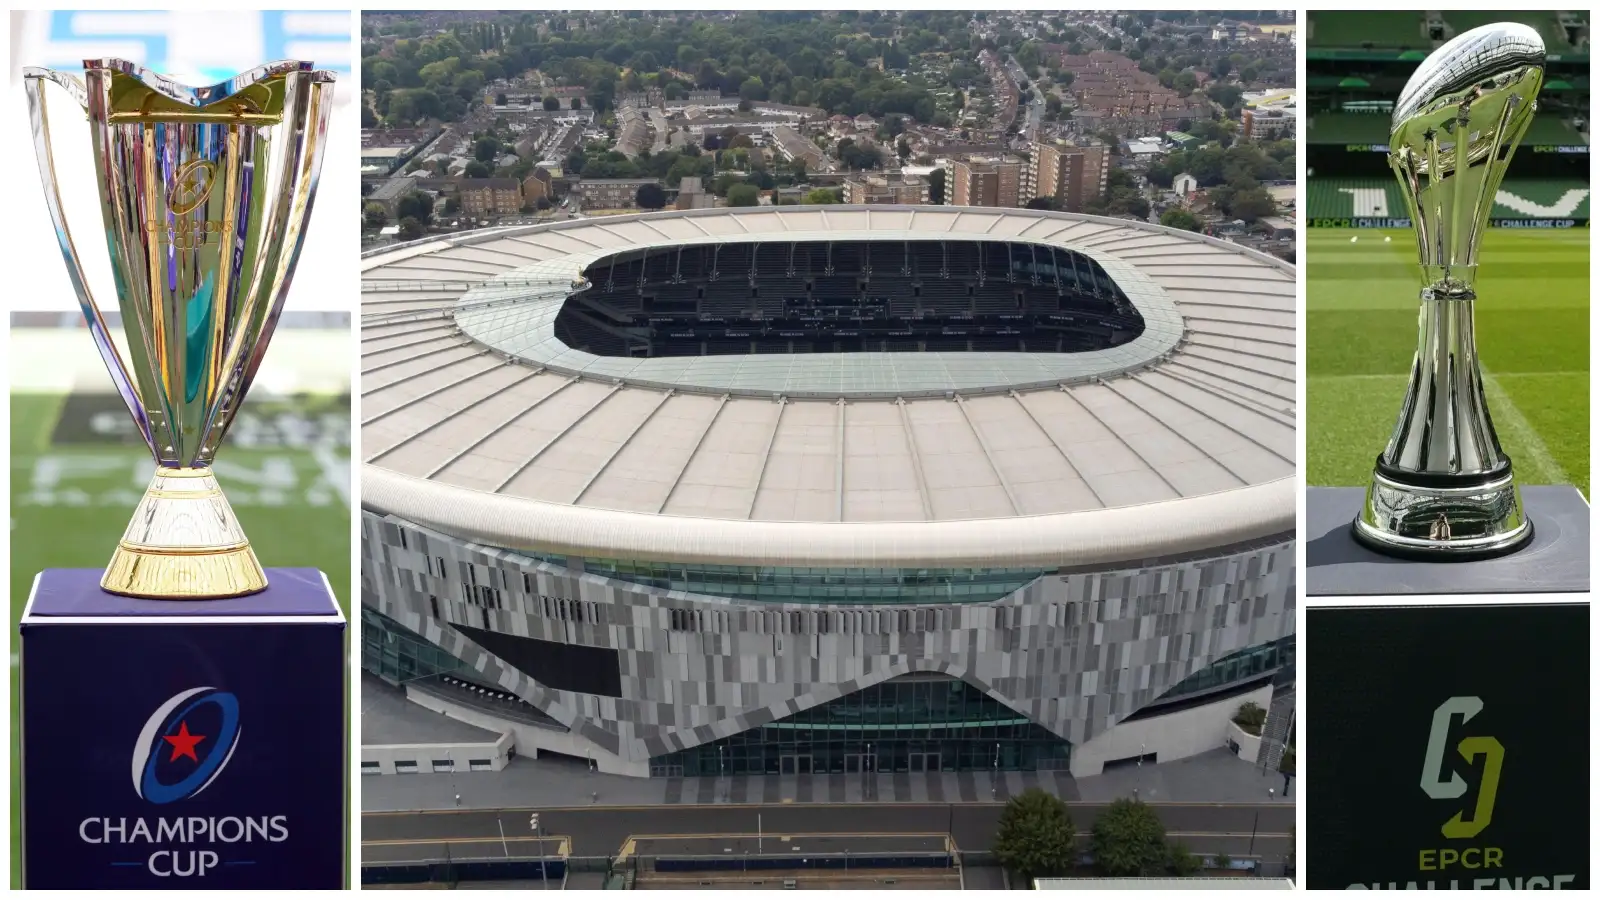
<box><xmin>361</xmin><ymin>206</ymin><xmax>1294</xmax><ymax>567</ymax></box>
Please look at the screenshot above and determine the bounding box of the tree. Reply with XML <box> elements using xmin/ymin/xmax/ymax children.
<box><xmin>396</xmin><ymin>191</ymin><xmax>433</xmax><ymax>225</ymax></box>
<box><xmin>1160</xmin><ymin>208</ymin><xmax>1201</xmax><ymax>232</ymax></box>
<box><xmin>636</xmin><ymin>182</ymin><xmax>667</xmax><ymax>210</ymax></box>
<box><xmin>803</xmin><ymin>188</ymin><xmax>838</xmax><ymax>205</ymax></box>
<box><xmin>1169</xmin><ymin>843</ymin><xmax>1202</xmax><ymax>876</ymax></box>
<box><xmin>495</xmin><ymin>91</ymin><xmax>508</xmax><ymax>106</ymax></box>
<box><xmin>535</xmin><ymin>196</ymin><xmax>554</xmax><ymax>211</ymax></box>
<box><xmin>1230</xmin><ymin>187</ymin><xmax>1276</xmax><ymax>223</ymax></box>
<box><xmin>543</xmin><ymin>96</ymin><xmax>560</xmax><ymax>111</ymax></box>
<box><xmin>474</xmin><ymin>137</ymin><xmax>499</xmax><ymax>163</ymax></box>
<box><xmin>928</xmin><ymin>167</ymin><xmax>946</xmax><ymax>205</ymax></box>
<box><xmin>726</xmin><ymin>183</ymin><xmax>761</xmax><ymax>207</ymax></box>
<box><xmin>1207</xmin><ymin>83</ymin><xmax>1244</xmax><ymax>110</ymax></box>
<box><xmin>398</xmin><ymin>216</ymin><xmax>425</xmax><ymax>240</ymax></box>
<box><xmin>993</xmin><ymin>788</ymin><xmax>1077</xmax><ymax>883</ymax></box>
<box><xmin>464</xmin><ymin>160</ymin><xmax>492</xmax><ymax>179</ymax></box>
<box><xmin>1091</xmin><ymin>798</ymin><xmax>1170</xmax><ymax>876</ymax></box>
<box><xmin>571</xmin><ymin>97</ymin><xmax>583</xmax><ymax>110</ymax></box>
<box><xmin>1232</xmin><ymin>701</ymin><xmax>1267</xmax><ymax>736</ymax></box>
<box><xmin>443</xmin><ymin>197</ymin><xmax>461</xmax><ymax>215</ymax></box>
<box><xmin>1025</xmin><ymin>197</ymin><xmax>1054</xmax><ymax>211</ymax></box>
<box><xmin>362</xmin><ymin>203</ymin><xmax>388</xmax><ymax>230</ymax></box>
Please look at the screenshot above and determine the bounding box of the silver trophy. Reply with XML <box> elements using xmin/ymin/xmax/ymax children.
<box><xmin>1353</xmin><ymin>24</ymin><xmax>1544</xmax><ymax>560</ymax></box>
<box><xmin>26</xmin><ymin>60</ymin><xmax>334</xmax><ymax>597</ymax></box>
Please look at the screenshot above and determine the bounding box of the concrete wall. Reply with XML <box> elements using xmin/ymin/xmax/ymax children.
<box><xmin>405</xmin><ymin>687</ymin><xmax>649</xmax><ymax>778</ymax></box>
<box><xmin>1228</xmin><ymin>719</ymin><xmax>1263</xmax><ymax>765</ymax></box>
<box><xmin>362</xmin><ymin>730</ymin><xmax>513</xmax><ymax>775</ymax></box>
<box><xmin>1069</xmin><ymin>684</ymin><xmax>1273</xmax><ymax>777</ymax></box>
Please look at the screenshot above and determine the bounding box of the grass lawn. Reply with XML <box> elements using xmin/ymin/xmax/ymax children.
<box><xmin>9</xmin><ymin>391</ymin><xmax>351</xmax><ymax>887</ymax></box>
<box><xmin>1307</xmin><ymin>228</ymin><xmax>1590</xmax><ymax>499</ymax></box>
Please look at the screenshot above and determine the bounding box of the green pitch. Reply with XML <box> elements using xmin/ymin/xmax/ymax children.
<box><xmin>9</xmin><ymin>392</ymin><xmax>351</xmax><ymax>887</ymax></box>
<box><xmin>1308</xmin><ymin>228</ymin><xmax>1590</xmax><ymax>498</ymax></box>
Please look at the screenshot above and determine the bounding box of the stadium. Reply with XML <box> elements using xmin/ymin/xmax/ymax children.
<box><xmin>359</xmin><ymin>205</ymin><xmax>1296</xmax><ymax>780</ymax></box>
<box><xmin>1306</xmin><ymin>11</ymin><xmax>1590</xmax><ymax>496</ymax></box>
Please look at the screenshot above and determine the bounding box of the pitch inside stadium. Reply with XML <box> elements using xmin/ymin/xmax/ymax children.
<box><xmin>359</xmin><ymin>205</ymin><xmax>1295</xmax><ymax>779</ymax></box>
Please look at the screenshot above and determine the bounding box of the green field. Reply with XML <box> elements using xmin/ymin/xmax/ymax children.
<box><xmin>9</xmin><ymin>391</ymin><xmax>351</xmax><ymax>887</ymax></box>
<box><xmin>1308</xmin><ymin>228</ymin><xmax>1590</xmax><ymax>498</ymax></box>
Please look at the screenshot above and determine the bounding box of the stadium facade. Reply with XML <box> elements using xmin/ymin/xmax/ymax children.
<box><xmin>360</xmin><ymin>206</ymin><xmax>1296</xmax><ymax>779</ymax></box>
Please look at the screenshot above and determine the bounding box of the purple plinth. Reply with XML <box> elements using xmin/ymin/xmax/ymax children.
<box><xmin>27</xmin><ymin>568</ymin><xmax>338</xmax><ymax>617</ymax></box>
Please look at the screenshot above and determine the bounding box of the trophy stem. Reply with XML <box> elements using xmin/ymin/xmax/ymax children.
<box><xmin>1355</xmin><ymin>282</ymin><xmax>1533</xmax><ymax>560</ymax></box>
<box><xmin>102</xmin><ymin>467</ymin><xmax>268</xmax><ymax>599</ymax></box>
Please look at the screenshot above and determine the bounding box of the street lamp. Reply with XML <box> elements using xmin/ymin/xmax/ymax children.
<box><xmin>531</xmin><ymin>812</ymin><xmax>547</xmax><ymax>890</ymax></box>
<box><xmin>1249</xmin><ymin>788</ymin><xmax>1275</xmax><ymax>863</ymax></box>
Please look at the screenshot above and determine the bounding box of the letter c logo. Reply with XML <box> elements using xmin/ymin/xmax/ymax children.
<box><xmin>1420</xmin><ymin>697</ymin><xmax>1503</xmax><ymax>839</ymax></box>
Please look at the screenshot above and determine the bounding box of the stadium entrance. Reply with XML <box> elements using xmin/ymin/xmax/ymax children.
<box><xmin>647</xmin><ymin>674</ymin><xmax>1073</xmax><ymax>777</ymax></box>
<box><xmin>557</xmin><ymin>239</ymin><xmax>1146</xmax><ymax>358</ymax></box>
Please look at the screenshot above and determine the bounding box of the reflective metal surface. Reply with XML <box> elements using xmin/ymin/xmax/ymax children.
<box><xmin>1354</xmin><ymin>23</ymin><xmax>1542</xmax><ymax>560</ymax></box>
<box><xmin>26</xmin><ymin>59</ymin><xmax>335</xmax><ymax>597</ymax></box>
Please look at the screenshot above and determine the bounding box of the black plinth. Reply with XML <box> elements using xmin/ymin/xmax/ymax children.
<box><xmin>1307</xmin><ymin>485</ymin><xmax>1590</xmax><ymax>596</ymax></box>
<box><xmin>1306</xmin><ymin>602</ymin><xmax>1589</xmax><ymax>890</ymax></box>
<box><xmin>1305</xmin><ymin>486</ymin><xmax>1590</xmax><ymax>890</ymax></box>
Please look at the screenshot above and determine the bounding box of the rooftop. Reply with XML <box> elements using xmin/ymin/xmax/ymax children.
<box><xmin>360</xmin><ymin>206</ymin><xmax>1294</xmax><ymax>566</ymax></box>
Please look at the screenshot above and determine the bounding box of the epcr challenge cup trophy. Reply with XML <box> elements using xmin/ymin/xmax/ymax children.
<box><xmin>26</xmin><ymin>60</ymin><xmax>334</xmax><ymax>598</ymax></box>
<box><xmin>1353</xmin><ymin>24</ymin><xmax>1544</xmax><ymax>560</ymax></box>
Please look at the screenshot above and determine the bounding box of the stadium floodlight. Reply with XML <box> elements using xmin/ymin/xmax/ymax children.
<box><xmin>1353</xmin><ymin>23</ymin><xmax>1544</xmax><ymax>560</ymax></box>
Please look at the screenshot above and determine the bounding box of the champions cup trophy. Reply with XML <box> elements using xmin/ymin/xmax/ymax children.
<box><xmin>1352</xmin><ymin>23</ymin><xmax>1544</xmax><ymax>560</ymax></box>
<box><xmin>26</xmin><ymin>60</ymin><xmax>334</xmax><ymax>597</ymax></box>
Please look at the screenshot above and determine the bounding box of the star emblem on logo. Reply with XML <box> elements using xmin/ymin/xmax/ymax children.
<box><xmin>169</xmin><ymin>159</ymin><xmax>218</xmax><ymax>215</ymax></box>
<box><xmin>163</xmin><ymin>720</ymin><xmax>206</xmax><ymax>763</ymax></box>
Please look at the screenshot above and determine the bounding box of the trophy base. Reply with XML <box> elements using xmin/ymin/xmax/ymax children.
<box><xmin>100</xmin><ymin>466</ymin><xmax>268</xmax><ymax>599</ymax></box>
<box><xmin>1352</xmin><ymin>468</ymin><xmax>1533</xmax><ymax>562</ymax></box>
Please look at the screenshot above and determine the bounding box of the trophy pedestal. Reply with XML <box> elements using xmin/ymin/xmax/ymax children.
<box><xmin>1353</xmin><ymin>468</ymin><xmax>1533</xmax><ymax>561</ymax></box>
<box><xmin>19</xmin><ymin>568</ymin><xmax>346</xmax><ymax>889</ymax></box>
<box><xmin>1308</xmin><ymin>485</ymin><xmax>1588</xmax><ymax>595</ymax></box>
<box><xmin>1306</xmin><ymin>486</ymin><xmax>1590</xmax><ymax>889</ymax></box>
<box><xmin>104</xmin><ymin>467</ymin><xmax>268</xmax><ymax>599</ymax></box>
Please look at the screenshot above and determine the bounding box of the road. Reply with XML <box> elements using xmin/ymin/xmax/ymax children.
<box><xmin>647</xmin><ymin>108</ymin><xmax>670</xmax><ymax>154</ymax></box>
<box><xmin>1006</xmin><ymin>54</ymin><xmax>1042</xmax><ymax>140</ymax></box>
<box><xmin>363</xmin><ymin>802</ymin><xmax>1293</xmax><ymax>863</ymax></box>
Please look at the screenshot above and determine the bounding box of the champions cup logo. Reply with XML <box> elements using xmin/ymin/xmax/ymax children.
<box><xmin>132</xmin><ymin>687</ymin><xmax>242</xmax><ymax>805</ymax></box>
<box><xmin>76</xmin><ymin>686</ymin><xmax>287</xmax><ymax>878</ymax></box>
<box><xmin>1420</xmin><ymin>697</ymin><xmax>1503</xmax><ymax>839</ymax></box>
<box><xmin>167</xmin><ymin>159</ymin><xmax>217</xmax><ymax>215</ymax></box>
<box><xmin>150</xmin><ymin>157</ymin><xmax>226</xmax><ymax>248</ymax></box>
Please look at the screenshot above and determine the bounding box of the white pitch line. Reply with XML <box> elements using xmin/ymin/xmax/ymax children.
<box><xmin>1481</xmin><ymin>372</ymin><xmax>1571</xmax><ymax>487</ymax></box>
<box><xmin>313</xmin><ymin>445</ymin><xmax>353</xmax><ymax>507</ymax></box>
<box><xmin>1316</xmin><ymin>372</ymin><xmax>1574</xmax><ymax>486</ymax></box>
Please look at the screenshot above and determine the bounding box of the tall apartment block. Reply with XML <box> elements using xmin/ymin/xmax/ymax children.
<box><xmin>1031</xmin><ymin>142</ymin><xmax>1109</xmax><ymax>213</ymax></box>
<box><xmin>946</xmin><ymin>157</ymin><xmax>1024</xmax><ymax>208</ymax></box>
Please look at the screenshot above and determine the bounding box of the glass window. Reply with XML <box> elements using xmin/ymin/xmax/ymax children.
<box><xmin>649</xmin><ymin>676</ymin><xmax>1070</xmax><ymax>777</ymax></box>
